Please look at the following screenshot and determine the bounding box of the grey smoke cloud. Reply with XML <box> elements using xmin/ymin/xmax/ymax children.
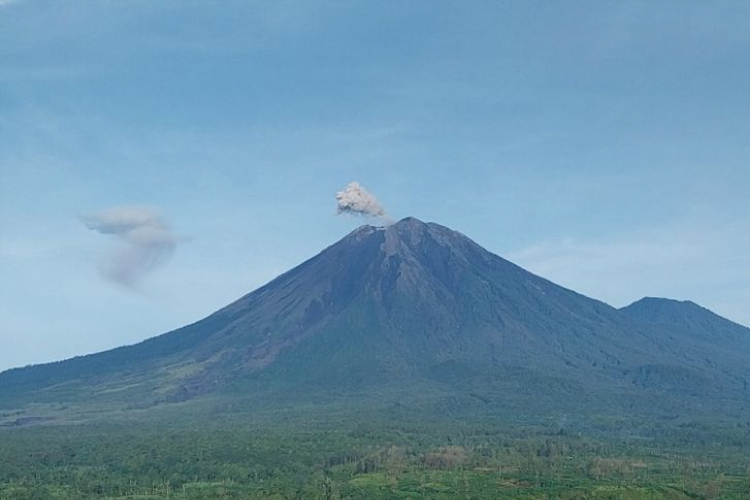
<box><xmin>81</xmin><ymin>206</ymin><xmax>178</xmax><ymax>287</ymax></box>
<box><xmin>336</xmin><ymin>182</ymin><xmax>391</xmax><ymax>222</ymax></box>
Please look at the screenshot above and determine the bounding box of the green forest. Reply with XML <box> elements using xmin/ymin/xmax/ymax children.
<box><xmin>2</xmin><ymin>406</ymin><xmax>748</xmax><ymax>500</ymax></box>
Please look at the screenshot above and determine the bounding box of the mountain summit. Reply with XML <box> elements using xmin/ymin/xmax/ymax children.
<box><xmin>1</xmin><ymin>217</ymin><xmax>748</xmax><ymax>415</ymax></box>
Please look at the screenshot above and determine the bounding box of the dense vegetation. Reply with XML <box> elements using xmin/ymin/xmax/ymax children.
<box><xmin>2</xmin><ymin>405</ymin><xmax>748</xmax><ymax>500</ymax></box>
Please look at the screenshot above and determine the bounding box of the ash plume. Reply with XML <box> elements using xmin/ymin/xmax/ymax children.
<box><xmin>81</xmin><ymin>206</ymin><xmax>178</xmax><ymax>287</ymax></box>
<box><xmin>336</xmin><ymin>182</ymin><xmax>391</xmax><ymax>223</ymax></box>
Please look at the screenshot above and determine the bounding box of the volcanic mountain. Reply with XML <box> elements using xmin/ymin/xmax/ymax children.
<box><xmin>1</xmin><ymin>217</ymin><xmax>748</xmax><ymax>416</ymax></box>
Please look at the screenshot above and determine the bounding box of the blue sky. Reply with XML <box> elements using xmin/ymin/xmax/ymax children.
<box><xmin>1</xmin><ymin>0</ymin><xmax>748</xmax><ymax>371</ymax></box>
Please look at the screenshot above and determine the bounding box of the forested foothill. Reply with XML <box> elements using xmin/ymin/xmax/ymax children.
<box><xmin>1</xmin><ymin>401</ymin><xmax>749</xmax><ymax>500</ymax></box>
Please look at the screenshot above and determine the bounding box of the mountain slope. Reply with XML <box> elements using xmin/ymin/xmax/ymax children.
<box><xmin>1</xmin><ymin>218</ymin><xmax>748</xmax><ymax>414</ymax></box>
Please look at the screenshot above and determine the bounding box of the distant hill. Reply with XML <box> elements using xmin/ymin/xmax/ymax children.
<box><xmin>1</xmin><ymin>217</ymin><xmax>748</xmax><ymax>418</ymax></box>
<box><xmin>621</xmin><ymin>297</ymin><xmax>749</xmax><ymax>340</ymax></box>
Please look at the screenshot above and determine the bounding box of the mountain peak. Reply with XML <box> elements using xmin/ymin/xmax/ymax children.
<box><xmin>350</xmin><ymin>217</ymin><xmax>428</xmax><ymax>236</ymax></box>
<box><xmin>622</xmin><ymin>297</ymin><xmax>705</xmax><ymax>316</ymax></box>
<box><xmin>394</xmin><ymin>216</ymin><xmax>425</xmax><ymax>226</ymax></box>
<box><xmin>621</xmin><ymin>296</ymin><xmax>749</xmax><ymax>338</ymax></box>
<box><xmin>629</xmin><ymin>296</ymin><xmax>697</xmax><ymax>306</ymax></box>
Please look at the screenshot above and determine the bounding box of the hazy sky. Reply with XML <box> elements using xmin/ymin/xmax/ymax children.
<box><xmin>1</xmin><ymin>1</ymin><xmax>749</xmax><ymax>371</ymax></box>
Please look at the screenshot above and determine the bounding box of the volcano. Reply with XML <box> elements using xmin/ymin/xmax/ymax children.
<box><xmin>1</xmin><ymin>217</ymin><xmax>748</xmax><ymax>416</ymax></box>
